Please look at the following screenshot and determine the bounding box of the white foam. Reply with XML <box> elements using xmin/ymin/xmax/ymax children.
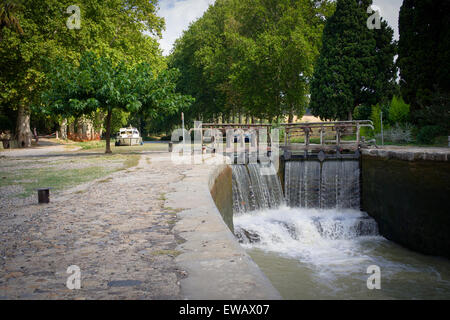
<box><xmin>234</xmin><ymin>206</ymin><xmax>385</xmax><ymax>280</ymax></box>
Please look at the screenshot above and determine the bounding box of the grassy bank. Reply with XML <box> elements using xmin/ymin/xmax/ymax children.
<box><xmin>70</xmin><ymin>140</ymin><xmax>169</xmax><ymax>153</ymax></box>
<box><xmin>0</xmin><ymin>153</ymin><xmax>141</xmax><ymax>199</ymax></box>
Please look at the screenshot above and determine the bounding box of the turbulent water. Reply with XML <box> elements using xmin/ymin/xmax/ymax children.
<box><xmin>231</xmin><ymin>160</ymin><xmax>450</xmax><ymax>299</ymax></box>
<box><xmin>234</xmin><ymin>207</ymin><xmax>450</xmax><ymax>299</ymax></box>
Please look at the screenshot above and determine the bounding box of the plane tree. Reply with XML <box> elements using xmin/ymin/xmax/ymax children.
<box><xmin>0</xmin><ymin>0</ymin><xmax>164</xmax><ymax>147</ymax></box>
<box><xmin>42</xmin><ymin>52</ymin><xmax>193</xmax><ymax>153</ymax></box>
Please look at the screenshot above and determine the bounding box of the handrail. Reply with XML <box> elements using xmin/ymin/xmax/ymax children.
<box><xmin>280</xmin><ymin>120</ymin><xmax>373</xmax><ymax>126</ymax></box>
<box><xmin>186</xmin><ymin>121</ymin><xmax>375</xmax><ymax>151</ymax></box>
<box><xmin>282</xmin><ymin>120</ymin><xmax>375</xmax><ymax>149</ymax></box>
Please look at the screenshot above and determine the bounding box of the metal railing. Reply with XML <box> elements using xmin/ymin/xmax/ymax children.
<box><xmin>281</xmin><ymin>120</ymin><xmax>375</xmax><ymax>150</ymax></box>
<box><xmin>179</xmin><ymin>121</ymin><xmax>375</xmax><ymax>154</ymax></box>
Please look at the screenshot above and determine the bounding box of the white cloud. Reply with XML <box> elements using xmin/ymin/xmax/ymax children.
<box><xmin>158</xmin><ymin>0</ymin><xmax>216</xmax><ymax>55</ymax></box>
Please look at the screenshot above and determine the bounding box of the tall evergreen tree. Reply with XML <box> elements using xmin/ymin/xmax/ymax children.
<box><xmin>398</xmin><ymin>0</ymin><xmax>450</xmax><ymax>122</ymax></box>
<box><xmin>310</xmin><ymin>0</ymin><xmax>396</xmax><ymax>120</ymax></box>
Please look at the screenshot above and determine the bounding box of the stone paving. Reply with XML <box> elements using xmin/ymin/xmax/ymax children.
<box><xmin>0</xmin><ymin>153</ymin><xmax>192</xmax><ymax>299</ymax></box>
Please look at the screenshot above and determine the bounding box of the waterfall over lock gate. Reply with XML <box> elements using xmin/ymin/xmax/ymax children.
<box><xmin>285</xmin><ymin>160</ymin><xmax>361</xmax><ymax>210</ymax></box>
<box><xmin>230</xmin><ymin>160</ymin><xmax>450</xmax><ymax>300</ymax></box>
<box><xmin>231</xmin><ymin>160</ymin><xmax>361</xmax><ymax>213</ymax></box>
<box><xmin>232</xmin><ymin>160</ymin><xmax>378</xmax><ymax>246</ymax></box>
<box><xmin>232</xmin><ymin>163</ymin><xmax>284</xmax><ymax>214</ymax></box>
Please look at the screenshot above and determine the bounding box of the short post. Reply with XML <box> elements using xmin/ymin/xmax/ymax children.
<box><xmin>320</xmin><ymin>126</ymin><xmax>324</xmax><ymax>146</ymax></box>
<box><xmin>336</xmin><ymin>126</ymin><xmax>341</xmax><ymax>147</ymax></box>
<box><xmin>37</xmin><ymin>188</ymin><xmax>50</xmax><ymax>204</ymax></box>
<box><xmin>181</xmin><ymin>112</ymin><xmax>185</xmax><ymax>153</ymax></box>
<box><xmin>356</xmin><ymin>124</ymin><xmax>360</xmax><ymax>146</ymax></box>
<box><xmin>168</xmin><ymin>141</ymin><xmax>173</xmax><ymax>152</ymax></box>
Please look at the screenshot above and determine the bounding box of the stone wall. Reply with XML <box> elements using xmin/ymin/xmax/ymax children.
<box><xmin>361</xmin><ymin>155</ymin><xmax>450</xmax><ymax>258</ymax></box>
<box><xmin>67</xmin><ymin>116</ymin><xmax>102</xmax><ymax>142</ymax></box>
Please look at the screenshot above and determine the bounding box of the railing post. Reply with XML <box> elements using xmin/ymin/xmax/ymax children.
<box><xmin>320</xmin><ymin>126</ymin><xmax>324</xmax><ymax>146</ymax></box>
<box><xmin>356</xmin><ymin>124</ymin><xmax>360</xmax><ymax>146</ymax></box>
<box><xmin>336</xmin><ymin>126</ymin><xmax>341</xmax><ymax>147</ymax></box>
<box><xmin>304</xmin><ymin>127</ymin><xmax>311</xmax><ymax>147</ymax></box>
<box><xmin>284</xmin><ymin>128</ymin><xmax>288</xmax><ymax>147</ymax></box>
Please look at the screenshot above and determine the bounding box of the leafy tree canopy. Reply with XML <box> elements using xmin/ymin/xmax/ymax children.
<box><xmin>169</xmin><ymin>0</ymin><xmax>335</xmax><ymax>125</ymax></box>
<box><xmin>42</xmin><ymin>52</ymin><xmax>193</xmax><ymax>153</ymax></box>
<box><xmin>0</xmin><ymin>0</ymin><xmax>165</xmax><ymax>143</ymax></box>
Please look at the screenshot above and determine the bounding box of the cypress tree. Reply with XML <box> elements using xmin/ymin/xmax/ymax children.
<box><xmin>398</xmin><ymin>0</ymin><xmax>450</xmax><ymax>122</ymax></box>
<box><xmin>310</xmin><ymin>0</ymin><xmax>396</xmax><ymax>120</ymax></box>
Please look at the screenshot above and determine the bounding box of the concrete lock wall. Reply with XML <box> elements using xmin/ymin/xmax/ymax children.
<box><xmin>209</xmin><ymin>165</ymin><xmax>234</xmax><ymax>233</ymax></box>
<box><xmin>361</xmin><ymin>154</ymin><xmax>450</xmax><ymax>259</ymax></box>
<box><xmin>168</xmin><ymin>158</ymin><xmax>281</xmax><ymax>300</ymax></box>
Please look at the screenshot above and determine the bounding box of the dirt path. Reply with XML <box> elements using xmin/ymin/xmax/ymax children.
<box><xmin>0</xmin><ymin>139</ymin><xmax>79</xmax><ymax>158</ymax></box>
<box><xmin>0</xmin><ymin>153</ymin><xmax>191</xmax><ymax>299</ymax></box>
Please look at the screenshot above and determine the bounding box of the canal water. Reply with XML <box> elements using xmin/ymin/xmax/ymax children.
<box><xmin>232</xmin><ymin>162</ymin><xmax>450</xmax><ymax>299</ymax></box>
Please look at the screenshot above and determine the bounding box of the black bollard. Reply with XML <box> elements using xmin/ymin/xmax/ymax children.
<box><xmin>37</xmin><ymin>188</ymin><xmax>50</xmax><ymax>204</ymax></box>
<box><xmin>168</xmin><ymin>142</ymin><xmax>173</xmax><ymax>152</ymax></box>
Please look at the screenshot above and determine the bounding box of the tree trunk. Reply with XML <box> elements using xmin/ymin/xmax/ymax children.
<box><xmin>105</xmin><ymin>109</ymin><xmax>112</xmax><ymax>154</ymax></box>
<box><xmin>60</xmin><ymin>118</ymin><xmax>68</xmax><ymax>140</ymax></box>
<box><xmin>16</xmin><ymin>104</ymin><xmax>32</xmax><ymax>148</ymax></box>
<box><xmin>348</xmin><ymin>111</ymin><xmax>353</xmax><ymax>121</ymax></box>
<box><xmin>288</xmin><ymin>112</ymin><xmax>294</xmax><ymax>124</ymax></box>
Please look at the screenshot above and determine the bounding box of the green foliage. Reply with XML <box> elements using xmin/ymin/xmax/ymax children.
<box><xmin>170</xmin><ymin>0</ymin><xmax>334</xmax><ymax>125</ymax></box>
<box><xmin>42</xmin><ymin>52</ymin><xmax>137</xmax><ymax>117</ymax></box>
<box><xmin>0</xmin><ymin>1</ymin><xmax>24</xmax><ymax>39</ymax></box>
<box><xmin>398</xmin><ymin>0</ymin><xmax>450</xmax><ymax>122</ymax></box>
<box><xmin>416</xmin><ymin>125</ymin><xmax>445</xmax><ymax>145</ymax></box>
<box><xmin>110</xmin><ymin>110</ymin><xmax>130</xmax><ymax>135</ymax></box>
<box><xmin>370</xmin><ymin>104</ymin><xmax>382</xmax><ymax>134</ymax></box>
<box><xmin>369</xmin><ymin>103</ymin><xmax>390</xmax><ymax>134</ymax></box>
<box><xmin>0</xmin><ymin>0</ymin><xmax>165</xmax><ymax>137</ymax></box>
<box><xmin>310</xmin><ymin>0</ymin><xmax>397</xmax><ymax>120</ymax></box>
<box><xmin>353</xmin><ymin>104</ymin><xmax>372</xmax><ymax>121</ymax></box>
<box><xmin>415</xmin><ymin>90</ymin><xmax>450</xmax><ymax>134</ymax></box>
<box><xmin>359</xmin><ymin>126</ymin><xmax>373</xmax><ymax>139</ymax></box>
<box><xmin>389</xmin><ymin>95</ymin><xmax>410</xmax><ymax>124</ymax></box>
<box><xmin>42</xmin><ymin>52</ymin><xmax>193</xmax><ymax>152</ymax></box>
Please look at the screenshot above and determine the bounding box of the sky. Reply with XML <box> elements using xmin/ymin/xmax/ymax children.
<box><xmin>157</xmin><ymin>0</ymin><xmax>215</xmax><ymax>55</ymax></box>
<box><xmin>157</xmin><ymin>0</ymin><xmax>403</xmax><ymax>56</ymax></box>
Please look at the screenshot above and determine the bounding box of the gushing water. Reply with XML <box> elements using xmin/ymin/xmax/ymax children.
<box><xmin>231</xmin><ymin>160</ymin><xmax>450</xmax><ymax>299</ymax></box>
<box><xmin>234</xmin><ymin>207</ymin><xmax>380</xmax><ymax>275</ymax></box>
<box><xmin>285</xmin><ymin>160</ymin><xmax>360</xmax><ymax>209</ymax></box>
<box><xmin>232</xmin><ymin>163</ymin><xmax>283</xmax><ymax>213</ymax></box>
<box><xmin>234</xmin><ymin>207</ymin><xmax>450</xmax><ymax>299</ymax></box>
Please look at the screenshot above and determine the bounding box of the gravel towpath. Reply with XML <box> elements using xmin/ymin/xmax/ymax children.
<box><xmin>0</xmin><ymin>153</ymin><xmax>191</xmax><ymax>300</ymax></box>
